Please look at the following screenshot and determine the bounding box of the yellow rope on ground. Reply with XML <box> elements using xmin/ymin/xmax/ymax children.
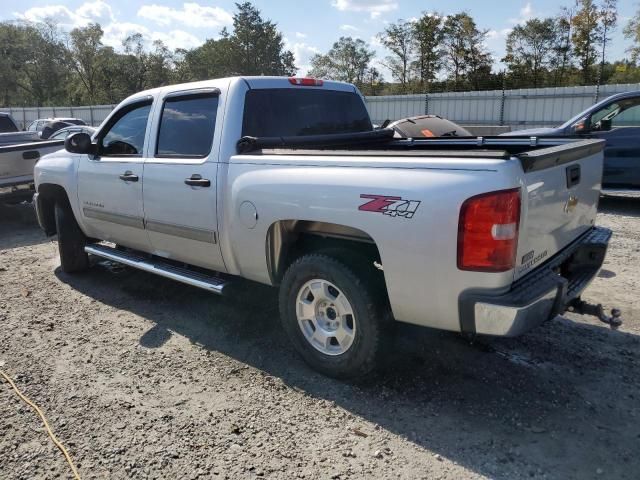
<box><xmin>0</xmin><ymin>368</ymin><xmax>81</xmax><ymax>480</ymax></box>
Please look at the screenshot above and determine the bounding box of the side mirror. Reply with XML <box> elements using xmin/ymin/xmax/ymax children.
<box><xmin>572</xmin><ymin>117</ymin><xmax>589</xmax><ymax>135</ymax></box>
<box><xmin>65</xmin><ymin>132</ymin><xmax>96</xmax><ymax>155</ymax></box>
<box><xmin>599</xmin><ymin>118</ymin><xmax>612</xmax><ymax>131</ymax></box>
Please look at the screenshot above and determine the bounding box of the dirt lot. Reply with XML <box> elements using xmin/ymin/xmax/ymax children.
<box><xmin>1</xmin><ymin>197</ymin><xmax>639</xmax><ymax>480</ymax></box>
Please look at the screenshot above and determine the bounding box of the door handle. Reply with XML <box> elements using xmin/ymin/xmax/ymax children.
<box><xmin>119</xmin><ymin>171</ymin><xmax>139</xmax><ymax>182</ymax></box>
<box><xmin>184</xmin><ymin>175</ymin><xmax>211</xmax><ymax>187</ymax></box>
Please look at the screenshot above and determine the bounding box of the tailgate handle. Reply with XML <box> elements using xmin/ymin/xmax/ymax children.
<box><xmin>22</xmin><ymin>150</ymin><xmax>40</xmax><ymax>160</ymax></box>
<box><xmin>566</xmin><ymin>165</ymin><xmax>581</xmax><ymax>188</ymax></box>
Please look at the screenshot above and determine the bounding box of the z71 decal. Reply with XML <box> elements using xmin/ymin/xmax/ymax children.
<box><xmin>358</xmin><ymin>194</ymin><xmax>421</xmax><ymax>219</ymax></box>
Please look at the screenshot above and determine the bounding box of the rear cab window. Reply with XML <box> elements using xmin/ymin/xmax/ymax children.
<box><xmin>0</xmin><ymin>116</ymin><xmax>18</xmax><ymax>133</ymax></box>
<box><xmin>242</xmin><ymin>88</ymin><xmax>372</xmax><ymax>137</ymax></box>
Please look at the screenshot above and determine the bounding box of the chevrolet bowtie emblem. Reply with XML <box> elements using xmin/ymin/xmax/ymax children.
<box><xmin>564</xmin><ymin>195</ymin><xmax>579</xmax><ymax>213</ymax></box>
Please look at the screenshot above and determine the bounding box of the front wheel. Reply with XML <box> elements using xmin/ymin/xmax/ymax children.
<box><xmin>279</xmin><ymin>254</ymin><xmax>387</xmax><ymax>379</ymax></box>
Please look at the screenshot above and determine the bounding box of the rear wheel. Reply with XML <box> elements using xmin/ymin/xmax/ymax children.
<box><xmin>54</xmin><ymin>202</ymin><xmax>89</xmax><ymax>273</ymax></box>
<box><xmin>279</xmin><ymin>253</ymin><xmax>387</xmax><ymax>379</ymax></box>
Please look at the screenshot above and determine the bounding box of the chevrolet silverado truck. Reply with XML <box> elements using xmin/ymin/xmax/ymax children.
<box><xmin>33</xmin><ymin>76</ymin><xmax>620</xmax><ymax>378</ymax></box>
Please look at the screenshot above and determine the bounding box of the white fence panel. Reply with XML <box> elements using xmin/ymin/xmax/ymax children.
<box><xmin>365</xmin><ymin>95</ymin><xmax>424</xmax><ymax>125</ymax></box>
<box><xmin>1</xmin><ymin>104</ymin><xmax>116</xmax><ymax>129</ymax></box>
<box><xmin>365</xmin><ymin>83</ymin><xmax>640</xmax><ymax>130</ymax></box>
<box><xmin>4</xmin><ymin>83</ymin><xmax>640</xmax><ymax>131</ymax></box>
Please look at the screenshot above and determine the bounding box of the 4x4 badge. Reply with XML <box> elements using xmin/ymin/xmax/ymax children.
<box><xmin>359</xmin><ymin>194</ymin><xmax>421</xmax><ymax>219</ymax></box>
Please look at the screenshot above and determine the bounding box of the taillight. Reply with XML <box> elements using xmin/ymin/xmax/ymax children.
<box><xmin>288</xmin><ymin>77</ymin><xmax>324</xmax><ymax>86</ymax></box>
<box><xmin>457</xmin><ymin>188</ymin><xmax>521</xmax><ymax>272</ymax></box>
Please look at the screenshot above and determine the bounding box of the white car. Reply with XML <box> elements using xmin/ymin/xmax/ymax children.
<box><xmin>33</xmin><ymin>76</ymin><xmax>619</xmax><ymax>377</ymax></box>
<box><xmin>26</xmin><ymin>117</ymin><xmax>86</xmax><ymax>132</ymax></box>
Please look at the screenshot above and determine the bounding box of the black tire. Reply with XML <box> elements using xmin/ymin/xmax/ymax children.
<box><xmin>279</xmin><ymin>253</ymin><xmax>387</xmax><ymax>379</ymax></box>
<box><xmin>54</xmin><ymin>202</ymin><xmax>89</xmax><ymax>273</ymax></box>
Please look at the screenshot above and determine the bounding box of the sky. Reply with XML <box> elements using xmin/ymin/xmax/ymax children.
<box><xmin>1</xmin><ymin>0</ymin><xmax>638</xmax><ymax>78</ymax></box>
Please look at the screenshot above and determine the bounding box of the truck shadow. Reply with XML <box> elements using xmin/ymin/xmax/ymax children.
<box><xmin>0</xmin><ymin>202</ymin><xmax>49</xmax><ymax>250</ymax></box>
<box><xmin>599</xmin><ymin>194</ymin><xmax>640</xmax><ymax>218</ymax></box>
<box><xmin>55</xmin><ymin>262</ymin><xmax>640</xmax><ymax>479</ymax></box>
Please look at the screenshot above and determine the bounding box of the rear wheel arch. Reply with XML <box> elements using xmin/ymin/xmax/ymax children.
<box><xmin>266</xmin><ymin>220</ymin><xmax>386</xmax><ymax>286</ymax></box>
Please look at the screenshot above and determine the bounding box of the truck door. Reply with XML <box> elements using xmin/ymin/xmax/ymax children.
<box><xmin>142</xmin><ymin>89</ymin><xmax>226</xmax><ymax>272</ymax></box>
<box><xmin>77</xmin><ymin>99</ymin><xmax>153</xmax><ymax>252</ymax></box>
<box><xmin>587</xmin><ymin>97</ymin><xmax>640</xmax><ymax>189</ymax></box>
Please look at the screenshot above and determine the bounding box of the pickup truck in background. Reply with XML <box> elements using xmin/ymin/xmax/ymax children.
<box><xmin>1</xmin><ymin>138</ymin><xmax>64</xmax><ymax>203</ymax></box>
<box><xmin>503</xmin><ymin>90</ymin><xmax>640</xmax><ymax>192</ymax></box>
<box><xmin>0</xmin><ymin>112</ymin><xmax>40</xmax><ymax>146</ymax></box>
<box><xmin>33</xmin><ymin>76</ymin><xmax>620</xmax><ymax>378</ymax></box>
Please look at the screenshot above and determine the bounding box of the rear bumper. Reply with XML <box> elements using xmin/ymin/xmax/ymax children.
<box><xmin>459</xmin><ymin>226</ymin><xmax>611</xmax><ymax>336</ymax></box>
<box><xmin>0</xmin><ymin>181</ymin><xmax>35</xmax><ymax>203</ymax></box>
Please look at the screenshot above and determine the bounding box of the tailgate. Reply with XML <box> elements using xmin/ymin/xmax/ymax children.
<box><xmin>514</xmin><ymin>139</ymin><xmax>604</xmax><ymax>280</ymax></box>
<box><xmin>0</xmin><ymin>141</ymin><xmax>64</xmax><ymax>185</ymax></box>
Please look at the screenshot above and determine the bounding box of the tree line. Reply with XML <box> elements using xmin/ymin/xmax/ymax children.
<box><xmin>3</xmin><ymin>0</ymin><xmax>640</xmax><ymax>107</ymax></box>
<box><xmin>312</xmin><ymin>0</ymin><xmax>638</xmax><ymax>94</ymax></box>
<box><xmin>0</xmin><ymin>2</ymin><xmax>295</xmax><ymax>107</ymax></box>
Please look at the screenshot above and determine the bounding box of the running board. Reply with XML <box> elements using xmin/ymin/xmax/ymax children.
<box><xmin>84</xmin><ymin>244</ymin><xmax>228</xmax><ymax>295</ymax></box>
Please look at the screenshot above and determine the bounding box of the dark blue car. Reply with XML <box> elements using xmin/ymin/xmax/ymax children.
<box><xmin>503</xmin><ymin>91</ymin><xmax>640</xmax><ymax>192</ymax></box>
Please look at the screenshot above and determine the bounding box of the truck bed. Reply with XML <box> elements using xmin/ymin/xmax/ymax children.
<box><xmin>238</xmin><ymin>130</ymin><xmax>604</xmax><ymax>173</ymax></box>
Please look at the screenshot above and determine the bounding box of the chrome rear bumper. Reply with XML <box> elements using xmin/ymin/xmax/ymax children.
<box><xmin>459</xmin><ymin>226</ymin><xmax>611</xmax><ymax>337</ymax></box>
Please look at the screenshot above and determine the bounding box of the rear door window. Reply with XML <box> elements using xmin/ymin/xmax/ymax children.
<box><xmin>156</xmin><ymin>93</ymin><xmax>219</xmax><ymax>158</ymax></box>
<box><xmin>242</xmin><ymin>88</ymin><xmax>372</xmax><ymax>137</ymax></box>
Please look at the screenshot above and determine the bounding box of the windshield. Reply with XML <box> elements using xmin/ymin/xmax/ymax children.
<box><xmin>242</xmin><ymin>88</ymin><xmax>372</xmax><ymax>137</ymax></box>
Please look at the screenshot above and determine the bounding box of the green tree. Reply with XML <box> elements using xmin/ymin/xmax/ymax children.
<box><xmin>503</xmin><ymin>18</ymin><xmax>558</xmax><ymax>87</ymax></box>
<box><xmin>308</xmin><ymin>37</ymin><xmax>375</xmax><ymax>86</ymax></box>
<box><xmin>145</xmin><ymin>40</ymin><xmax>174</xmax><ymax>87</ymax></box>
<box><xmin>227</xmin><ymin>2</ymin><xmax>296</xmax><ymax>75</ymax></box>
<box><xmin>411</xmin><ymin>13</ymin><xmax>444</xmax><ymax>91</ymax></box>
<box><xmin>176</xmin><ymin>36</ymin><xmax>236</xmax><ymax>81</ymax></box>
<box><xmin>624</xmin><ymin>5</ymin><xmax>640</xmax><ymax>63</ymax></box>
<box><xmin>599</xmin><ymin>0</ymin><xmax>618</xmax><ymax>82</ymax></box>
<box><xmin>0</xmin><ymin>21</ymin><xmax>68</xmax><ymax>106</ymax></box>
<box><xmin>68</xmin><ymin>23</ymin><xmax>107</xmax><ymax>103</ymax></box>
<box><xmin>550</xmin><ymin>7</ymin><xmax>575</xmax><ymax>86</ymax></box>
<box><xmin>378</xmin><ymin>20</ymin><xmax>414</xmax><ymax>91</ymax></box>
<box><xmin>572</xmin><ymin>0</ymin><xmax>603</xmax><ymax>84</ymax></box>
<box><xmin>441</xmin><ymin>13</ymin><xmax>492</xmax><ymax>90</ymax></box>
<box><xmin>122</xmin><ymin>33</ymin><xmax>148</xmax><ymax>93</ymax></box>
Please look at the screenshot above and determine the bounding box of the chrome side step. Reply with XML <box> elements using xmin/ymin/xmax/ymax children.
<box><xmin>84</xmin><ymin>243</ymin><xmax>228</xmax><ymax>295</ymax></box>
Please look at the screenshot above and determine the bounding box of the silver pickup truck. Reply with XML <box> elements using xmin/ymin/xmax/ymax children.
<box><xmin>1</xmin><ymin>140</ymin><xmax>64</xmax><ymax>203</ymax></box>
<box><xmin>33</xmin><ymin>76</ymin><xmax>618</xmax><ymax>378</ymax></box>
<box><xmin>0</xmin><ymin>112</ymin><xmax>40</xmax><ymax>146</ymax></box>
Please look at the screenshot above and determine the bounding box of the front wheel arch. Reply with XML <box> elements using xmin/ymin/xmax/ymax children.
<box><xmin>37</xmin><ymin>183</ymin><xmax>72</xmax><ymax>236</ymax></box>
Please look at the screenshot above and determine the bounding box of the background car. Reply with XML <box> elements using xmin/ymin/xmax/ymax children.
<box><xmin>44</xmin><ymin>125</ymin><xmax>96</xmax><ymax>141</ymax></box>
<box><xmin>502</xmin><ymin>90</ymin><xmax>640</xmax><ymax>192</ymax></box>
<box><xmin>388</xmin><ymin>115</ymin><xmax>472</xmax><ymax>138</ymax></box>
<box><xmin>26</xmin><ymin>117</ymin><xmax>86</xmax><ymax>132</ymax></box>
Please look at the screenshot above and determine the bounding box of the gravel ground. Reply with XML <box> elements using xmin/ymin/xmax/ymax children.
<box><xmin>1</xmin><ymin>197</ymin><xmax>639</xmax><ymax>480</ymax></box>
